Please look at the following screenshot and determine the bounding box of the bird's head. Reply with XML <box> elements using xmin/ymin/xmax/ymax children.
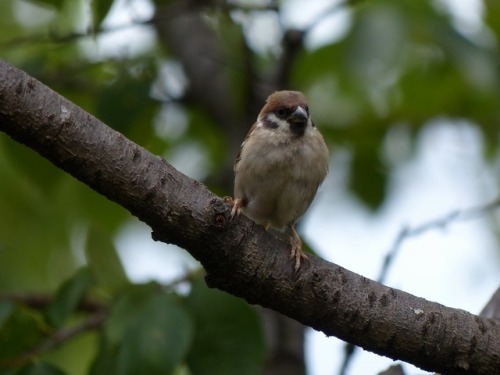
<box><xmin>259</xmin><ymin>90</ymin><xmax>312</xmax><ymax>137</ymax></box>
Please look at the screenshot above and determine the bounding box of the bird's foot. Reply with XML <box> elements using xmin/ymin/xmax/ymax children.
<box><xmin>288</xmin><ymin>225</ymin><xmax>308</xmax><ymax>271</ymax></box>
<box><xmin>223</xmin><ymin>196</ymin><xmax>244</xmax><ymax>220</ymax></box>
<box><xmin>290</xmin><ymin>237</ymin><xmax>308</xmax><ymax>271</ymax></box>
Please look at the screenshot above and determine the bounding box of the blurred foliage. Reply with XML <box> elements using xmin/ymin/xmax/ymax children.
<box><xmin>0</xmin><ymin>0</ymin><xmax>499</xmax><ymax>373</ymax></box>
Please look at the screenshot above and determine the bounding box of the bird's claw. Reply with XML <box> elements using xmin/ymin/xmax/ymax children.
<box><xmin>223</xmin><ymin>196</ymin><xmax>243</xmax><ymax>221</ymax></box>
<box><xmin>288</xmin><ymin>224</ymin><xmax>309</xmax><ymax>271</ymax></box>
<box><xmin>290</xmin><ymin>238</ymin><xmax>308</xmax><ymax>271</ymax></box>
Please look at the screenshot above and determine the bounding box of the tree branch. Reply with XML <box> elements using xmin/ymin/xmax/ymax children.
<box><xmin>3</xmin><ymin>310</ymin><xmax>106</xmax><ymax>366</ymax></box>
<box><xmin>0</xmin><ymin>60</ymin><xmax>498</xmax><ymax>375</ymax></box>
<box><xmin>0</xmin><ymin>293</ymin><xmax>104</xmax><ymax>313</ymax></box>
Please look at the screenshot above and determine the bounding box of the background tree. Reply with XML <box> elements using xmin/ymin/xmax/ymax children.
<box><xmin>0</xmin><ymin>0</ymin><xmax>499</xmax><ymax>374</ymax></box>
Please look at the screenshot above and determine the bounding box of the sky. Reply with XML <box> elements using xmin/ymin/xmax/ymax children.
<box><xmin>90</xmin><ymin>0</ymin><xmax>500</xmax><ymax>374</ymax></box>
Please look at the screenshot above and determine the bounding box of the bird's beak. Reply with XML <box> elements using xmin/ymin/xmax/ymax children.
<box><xmin>288</xmin><ymin>106</ymin><xmax>308</xmax><ymax>128</ymax></box>
<box><xmin>288</xmin><ymin>106</ymin><xmax>308</xmax><ymax>125</ymax></box>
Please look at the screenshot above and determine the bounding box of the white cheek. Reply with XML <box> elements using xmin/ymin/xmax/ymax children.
<box><xmin>265</xmin><ymin>113</ymin><xmax>290</xmax><ymax>131</ymax></box>
<box><xmin>261</xmin><ymin>114</ymin><xmax>297</xmax><ymax>139</ymax></box>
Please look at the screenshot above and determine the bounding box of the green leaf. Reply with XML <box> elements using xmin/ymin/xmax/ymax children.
<box><xmin>92</xmin><ymin>285</ymin><xmax>193</xmax><ymax>375</ymax></box>
<box><xmin>46</xmin><ymin>268</ymin><xmax>95</xmax><ymax>328</ymax></box>
<box><xmin>92</xmin><ymin>0</ymin><xmax>114</xmax><ymax>28</ymax></box>
<box><xmin>0</xmin><ymin>305</ymin><xmax>47</xmax><ymax>361</ymax></box>
<box><xmin>85</xmin><ymin>226</ymin><xmax>129</xmax><ymax>290</ymax></box>
<box><xmin>17</xmin><ymin>362</ymin><xmax>68</xmax><ymax>375</ymax></box>
<box><xmin>102</xmin><ymin>284</ymin><xmax>158</xmax><ymax>347</ymax></box>
<box><xmin>0</xmin><ymin>139</ymin><xmax>79</xmax><ymax>291</ymax></box>
<box><xmin>186</xmin><ymin>279</ymin><xmax>265</xmax><ymax>375</ymax></box>
<box><xmin>95</xmin><ymin>67</ymin><xmax>158</xmax><ymax>143</ymax></box>
<box><xmin>116</xmin><ymin>294</ymin><xmax>193</xmax><ymax>375</ymax></box>
<box><xmin>349</xmin><ymin>139</ymin><xmax>387</xmax><ymax>210</ymax></box>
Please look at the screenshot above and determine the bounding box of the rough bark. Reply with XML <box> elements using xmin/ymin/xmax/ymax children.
<box><xmin>0</xmin><ymin>60</ymin><xmax>499</xmax><ymax>375</ymax></box>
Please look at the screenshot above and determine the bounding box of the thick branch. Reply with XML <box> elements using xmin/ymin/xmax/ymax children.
<box><xmin>0</xmin><ymin>60</ymin><xmax>498</xmax><ymax>375</ymax></box>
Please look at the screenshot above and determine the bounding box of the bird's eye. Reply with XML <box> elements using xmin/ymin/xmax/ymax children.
<box><xmin>276</xmin><ymin>108</ymin><xmax>286</xmax><ymax>118</ymax></box>
<box><xmin>305</xmin><ymin>105</ymin><xmax>309</xmax><ymax>114</ymax></box>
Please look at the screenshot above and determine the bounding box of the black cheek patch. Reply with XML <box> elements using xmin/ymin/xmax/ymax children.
<box><xmin>263</xmin><ymin>117</ymin><xmax>279</xmax><ymax>129</ymax></box>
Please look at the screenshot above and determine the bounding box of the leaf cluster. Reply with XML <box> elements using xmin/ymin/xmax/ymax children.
<box><xmin>0</xmin><ymin>270</ymin><xmax>265</xmax><ymax>375</ymax></box>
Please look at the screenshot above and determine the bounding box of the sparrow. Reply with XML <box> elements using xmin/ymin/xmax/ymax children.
<box><xmin>229</xmin><ymin>90</ymin><xmax>329</xmax><ymax>270</ymax></box>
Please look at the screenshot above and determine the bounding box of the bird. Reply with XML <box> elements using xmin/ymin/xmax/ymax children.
<box><xmin>228</xmin><ymin>90</ymin><xmax>329</xmax><ymax>271</ymax></box>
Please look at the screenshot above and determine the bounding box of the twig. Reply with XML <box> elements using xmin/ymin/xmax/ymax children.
<box><xmin>338</xmin><ymin>196</ymin><xmax>500</xmax><ymax>375</ymax></box>
<box><xmin>2</xmin><ymin>309</ymin><xmax>106</xmax><ymax>367</ymax></box>
<box><xmin>0</xmin><ymin>292</ymin><xmax>104</xmax><ymax>313</ymax></box>
<box><xmin>480</xmin><ymin>287</ymin><xmax>500</xmax><ymax>320</ymax></box>
<box><xmin>338</xmin><ymin>342</ymin><xmax>356</xmax><ymax>375</ymax></box>
<box><xmin>377</xmin><ymin>196</ymin><xmax>500</xmax><ymax>284</ymax></box>
<box><xmin>0</xmin><ymin>18</ymin><xmax>153</xmax><ymax>48</ymax></box>
<box><xmin>0</xmin><ymin>1</ymin><xmax>282</xmax><ymax>49</ymax></box>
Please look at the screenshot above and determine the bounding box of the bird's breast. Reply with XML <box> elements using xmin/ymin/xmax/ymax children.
<box><xmin>234</xmin><ymin>130</ymin><xmax>328</xmax><ymax>229</ymax></box>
